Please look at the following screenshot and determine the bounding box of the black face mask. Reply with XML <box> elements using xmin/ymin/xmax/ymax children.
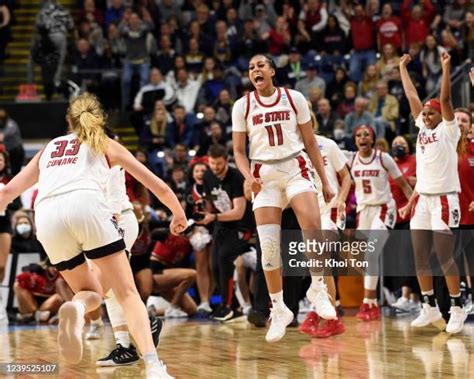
<box><xmin>391</xmin><ymin>145</ymin><xmax>406</xmax><ymax>158</ymax></box>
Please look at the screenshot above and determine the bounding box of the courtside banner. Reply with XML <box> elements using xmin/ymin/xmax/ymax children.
<box><xmin>280</xmin><ymin>229</ymin><xmax>474</xmax><ymax>277</ymax></box>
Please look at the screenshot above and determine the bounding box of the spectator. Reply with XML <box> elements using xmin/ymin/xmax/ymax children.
<box><xmin>318</xmin><ymin>14</ymin><xmax>349</xmax><ymax>56</ymax></box>
<box><xmin>376</xmin><ymin>4</ymin><xmax>402</xmax><ymax>51</ymax></box>
<box><xmin>235</xmin><ymin>19</ymin><xmax>262</xmax><ymax>71</ymax></box>
<box><xmin>195</xmin><ymin>4</ymin><xmax>215</xmax><ymax>41</ymax></box>
<box><xmin>165</xmin><ymin>143</ymin><xmax>190</xmax><ymax>176</ymax></box>
<box><xmin>420</xmin><ymin>34</ymin><xmax>444</xmax><ymax>93</ymax></box>
<box><xmin>174</xmin><ymin>68</ymin><xmax>201</xmax><ymax>113</ymax></box>
<box><xmin>375</xmin><ymin>137</ymin><xmax>390</xmax><ymax>152</ymax></box>
<box><xmin>344</xmin><ymin>97</ymin><xmax>375</xmax><ymax>133</ymax></box>
<box><xmin>333</xmin><ymin>118</ymin><xmax>355</xmax><ymax>151</ymax></box>
<box><xmin>157</xmin><ymin>0</ymin><xmax>184</xmax><ymax>26</ymax></box>
<box><xmin>336</xmin><ymin>81</ymin><xmax>357</xmax><ymax>118</ymax></box>
<box><xmin>104</xmin><ymin>0</ymin><xmax>124</xmax><ymax>29</ymax></box>
<box><xmin>77</xmin><ymin>18</ymin><xmax>104</xmax><ymax>55</ymax></box>
<box><xmin>151</xmin><ymin>35</ymin><xmax>176</xmax><ymax>76</ymax></box>
<box><xmin>0</xmin><ymin>109</ymin><xmax>24</xmax><ymax>175</ymax></box>
<box><xmin>213</xmin><ymin>20</ymin><xmax>234</xmax><ymax>66</ymax></box>
<box><xmin>225</xmin><ymin>7</ymin><xmax>243</xmax><ymax>42</ymax></box>
<box><xmin>348</xmin><ymin>3</ymin><xmax>376</xmax><ymax>82</ymax></box>
<box><xmin>0</xmin><ymin>0</ymin><xmax>11</xmax><ymax>65</ymax></box>
<box><xmin>185</xmin><ymin>37</ymin><xmax>204</xmax><ymax>74</ymax></box>
<box><xmin>279</xmin><ymin>47</ymin><xmax>304</xmax><ymax>88</ymax></box>
<box><xmin>297</xmin><ymin>0</ymin><xmax>328</xmax><ymax>52</ymax></box>
<box><xmin>401</xmin><ymin>0</ymin><xmax>436</xmax><ymax>49</ymax></box>
<box><xmin>198</xmin><ymin>66</ymin><xmax>226</xmax><ymax>107</ymax></box>
<box><xmin>80</xmin><ymin>0</ymin><xmax>104</xmax><ymax>26</ymax></box>
<box><xmin>307</xmin><ymin>86</ymin><xmax>323</xmax><ymax>111</ymax></box>
<box><xmin>462</xmin><ymin>11</ymin><xmax>474</xmax><ymax>60</ymax></box>
<box><xmin>253</xmin><ymin>3</ymin><xmax>276</xmax><ymax>36</ymax></box>
<box><xmin>119</xmin><ymin>12</ymin><xmax>153</xmax><ymax>108</ymax></box>
<box><xmin>295</xmin><ymin>62</ymin><xmax>326</xmax><ymax>98</ymax></box>
<box><xmin>358</xmin><ymin>64</ymin><xmax>380</xmax><ymax>99</ymax></box>
<box><xmin>281</xmin><ymin>2</ymin><xmax>298</xmax><ymax>37</ymax></box>
<box><xmin>165</xmin><ymin>55</ymin><xmax>186</xmax><ymax>89</ymax></box>
<box><xmin>72</xmin><ymin>38</ymin><xmax>101</xmax><ymax>93</ymax></box>
<box><xmin>369</xmin><ymin>80</ymin><xmax>400</xmax><ymax>138</ymax></box>
<box><xmin>196</xmin><ymin>121</ymin><xmax>227</xmax><ymax>157</ymax></box>
<box><xmin>35</xmin><ymin>0</ymin><xmax>74</xmax><ymax>88</ymax></box>
<box><xmin>106</xmin><ymin>22</ymin><xmax>126</xmax><ymax>66</ymax></box>
<box><xmin>184</xmin><ymin>20</ymin><xmax>213</xmax><ymax>57</ymax></box>
<box><xmin>263</xmin><ymin>16</ymin><xmax>291</xmax><ymax>56</ymax></box>
<box><xmin>376</xmin><ymin>43</ymin><xmax>400</xmax><ymax>81</ymax></box>
<box><xmin>133</xmin><ymin>68</ymin><xmax>174</xmax><ymax>113</ymax></box>
<box><xmin>316</xmin><ymin>98</ymin><xmax>341</xmax><ymax>138</ymax></box>
<box><xmin>326</xmin><ymin>67</ymin><xmax>349</xmax><ymax>108</ymax></box>
<box><xmin>168</xmin><ymin>166</ymin><xmax>188</xmax><ymax>205</ymax></box>
<box><xmin>214</xmin><ymin>88</ymin><xmax>233</xmax><ymax>128</ymax></box>
<box><xmin>166</xmin><ymin>105</ymin><xmax>196</xmax><ymax>148</ymax></box>
<box><xmin>141</xmin><ymin>105</ymin><xmax>168</xmax><ymax>151</ymax></box>
<box><xmin>443</xmin><ymin>0</ymin><xmax>467</xmax><ymax>33</ymax></box>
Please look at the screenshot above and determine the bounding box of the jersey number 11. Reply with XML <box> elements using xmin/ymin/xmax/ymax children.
<box><xmin>264</xmin><ymin>123</ymin><xmax>283</xmax><ymax>146</ymax></box>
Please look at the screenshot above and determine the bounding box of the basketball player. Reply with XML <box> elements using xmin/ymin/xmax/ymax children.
<box><xmin>0</xmin><ymin>93</ymin><xmax>186</xmax><ymax>378</ymax></box>
<box><xmin>299</xmin><ymin>103</ymin><xmax>352</xmax><ymax>338</ymax></box>
<box><xmin>398</xmin><ymin>52</ymin><xmax>466</xmax><ymax>334</ymax></box>
<box><xmin>233</xmin><ymin>54</ymin><xmax>336</xmax><ymax>343</ymax></box>
<box><xmin>348</xmin><ymin>124</ymin><xmax>413</xmax><ymax>321</ymax></box>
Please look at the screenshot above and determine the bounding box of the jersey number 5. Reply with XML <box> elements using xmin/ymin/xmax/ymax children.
<box><xmin>264</xmin><ymin>123</ymin><xmax>283</xmax><ymax>146</ymax></box>
<box><xmin>50</xmin><ymin>139</ymin><xmax>81</xmax><ymax>158</ymax></box>
<box><xmin>362</xmin><ymin>179</ymin><xmax>372</xmax><ymax>194</ymax></box>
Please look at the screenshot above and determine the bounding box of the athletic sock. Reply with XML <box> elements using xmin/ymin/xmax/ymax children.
<box><xmin>143</xmin><ymin>351</ymin><xmax>159</xmax><ymax>366</ymax></box>
<box><xmin>421</xmin><ymin>290</ymin><xmax>437</xmax><ymax>307</ymax></box>
<box><xmin>115</xmin><ymin>331</ymin><xmax>130</xmax><ymax>348</ymax></box>
<box><xmin>269</xmin><ymin>290</ymin><xmax>285</xmax><ymax>310</ymax></box>
<box><xmin>450</xmin><ymin>293</ymin><xmax>462</xmax><ymax>307</ymax></box>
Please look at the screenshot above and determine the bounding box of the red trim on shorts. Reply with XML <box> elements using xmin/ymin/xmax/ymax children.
<box><xmin>226</xmin><ymin>278</ymin><xmax>234</xmax><ymax>307</ymax></box>
<box><xmin>283</xmin><ymin>87</ymin><xmax>297</xmax><ymax>115</ymax></box>
<box><xmin>379</xmin><ymin>204</ymin><xmax>388</xmax><ymax>223</ymax></box>
<box><xmin>244</xmin><ymin>92</ymin><xmax>251</xmax><ymax>119</ymax></box>
<box><xmin>104</xmin><ymin>154</ymin><xmax>111</xmax><ymax>168</ymax></box>
<box><xmin>254</xmin><ymin>87</ymin><xmax>281</xmax><ymax>108</ymax></box>
<box><xmin>296</xmin><ymin>155</ymin><xmax>310</xmax><ymax>181</ymax></box>
<box><xmin>331</xmin><ymin>208</ymin><xmax>338</xmax><ymax>223</ymax></box>
<box><xmin>410</xmin><ymin>194</ymin><xmax>420</xmax><ymax>219</ymax></box>
<box><xmin>253</xmin><ymin>163</ymin><xmax>262</xmax><ymax>179</ymax></box>
<box><xmin>440</xmin><ymin>195</ymin><xmax>449</xmax><ymax>225</ymax></box>
<box><xmin>356</xmin><ymin>211</ymin><xmax>360</xmax><ymax>228</ymax></box>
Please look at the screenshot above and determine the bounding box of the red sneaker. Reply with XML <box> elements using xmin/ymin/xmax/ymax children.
<box><xmin>313</xmin><ymin>318</ymin><xmax>346</xmax><ymax>338</ymax></box>
<box><xmin>369</xmin><ymin>305</ymin><xmax>380</xmax><ymax>320</ymax></box>
<box><xmin>356</xmin><ymin>303</ymin><xmax>371</xmax><ymax>322</ymax></box>
<box><xmin>299</xmin><ymin>311</ymin><xmax>320</xmax><ymax>336</ymax></box>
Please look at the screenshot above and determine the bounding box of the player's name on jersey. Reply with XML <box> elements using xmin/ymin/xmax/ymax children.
<box><xmin>46</xmin><ymin>156</ymin><xmax>79</xmax><ymax>168</ymax></box>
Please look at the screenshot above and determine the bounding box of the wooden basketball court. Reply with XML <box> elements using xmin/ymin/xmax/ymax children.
<box><xmin>1</xmin><ymin>315</ymin><xmax>473</xmax><ymax>378</ymax></box>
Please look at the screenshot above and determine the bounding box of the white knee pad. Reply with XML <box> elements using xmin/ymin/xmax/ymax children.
<box><xmin>257</xmin><ymin>224</ymin><xmax>281</xmax><ymax>271</ymax></box>
<box><xmin>104</xmin><ymin>289</ymin><xmax>127</xmax><ymax>329</ymax></box>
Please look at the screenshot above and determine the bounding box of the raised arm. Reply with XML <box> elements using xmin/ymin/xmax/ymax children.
<box><xmin>439</xmin><ymin>52</ymin><xmax>454</xmax><ymax>122</ymax></box>
<box><xmin>0</xmin><ymin>151</ymin><xmax>41</xmax><ymax>210</ymax></box>
<box><xmin>107</xmin><ymin>139</ymin><xmax>187</xmax><ymax>234</ymax></box>
<box><xmin>470</xmin><ymin>67</ymin><xmax>474</xmax><ymax>86</ymax></box>
<box><xmin>399</xmin><ymin>54</ymin><xmax>423</xmax><ymax>119</ymax></box>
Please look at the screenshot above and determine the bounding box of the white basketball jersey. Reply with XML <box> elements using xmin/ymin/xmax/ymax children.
<box><xmin>241</xmin><ymin>87</ymin><xmax>304</xmax><ymax>161</ymax></box>
<box><xmin>313</xmin><ymin>136</ymin><xmax>347</xmax><ymax>208</ymax></box>
<box><xmin>36</xmin><ymin>133</ymin><xmax>110</xmax><ymax>205</ymax></box>
<box><xmin>350</xmin><ymin>150</ymin><xmax>399</xmax><ymax>211</ymax></box>
<box><xmin>414</xmin><ymin>115</ymin><xmax>461</xmax><ymax>194</ymax></box>
<box><xmin>106</xmin><ymin>166</ymin><xmax>133</xmax><ymax>214</ymax></box>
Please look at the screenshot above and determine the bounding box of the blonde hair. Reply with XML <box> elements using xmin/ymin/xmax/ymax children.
<box><xmin>150</xmin><ymin>108</ymin><xmax>168</xmax><ymax>138</ymax></box>
<box><xmin>67</xmin><ymin>93</ymin><xmax>108</xmax><ymax>154</ymax></box>
<box><xmin>307</xmin><ymin>100</ymin><xmax>319</xmax><ymax>133</ymax></box>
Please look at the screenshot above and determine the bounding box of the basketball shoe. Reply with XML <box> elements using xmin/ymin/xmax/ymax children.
<box><xmin>265</xmin><ymin>305</ymin><xmax>294</xmax><ymax>342</ymax></box>
<box><xmin>306</xmin><ymin>280</ymin><xmax>337</xmax><ymax>320</ymax></box>
<box><xmin>299</xmin><ymin>311</ymin><xmax>320</xmax><ymax>336</ymax></box>
<box><xmin>356</xmin><ymin>303</ymin><xmax>380</xmax><ymax>321</ymax></box>
<box><xmin>96</xmin><ymin>344</ymin><xmax>140</xmax><ymax>366</ymax></box>
<box><xmin>57</xmin><ymin>301</ymin><xmax>85</xmax><ymax>363</ymax></box>
<box><xmin>146</xmin><ymin>360</ymin><xmax>174</xmax><ymax>379</ymax></box>
<box><xmin>312</xmin><ymin>317</ymin><xmax>346</xmax><ymax>338</ymax></box>
<box><xmin>446</xmin><ymin>306</ymin><xmax>467</xmax><ymax>334</ymax></box>
<box><xmin>410</xmin><ymin>303</ymin><xmax>446</xmax><ymax>330</ymax></box>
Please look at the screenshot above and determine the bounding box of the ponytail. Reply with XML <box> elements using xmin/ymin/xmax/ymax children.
<box><xmin>67</xmin><ymin>93</ymin><xmax>108</xmax><ymax>154</ymax></box>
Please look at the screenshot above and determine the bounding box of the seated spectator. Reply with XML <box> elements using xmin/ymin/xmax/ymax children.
<box><xmin>263</xmin><ymin>16</ymin><xmax>291</xmax><ymax>56</ymax></box>
<box><xmin>105</xmin><ymin>0</ymin><xmax>124</xmax><ymax>29</ymax></box>
<box><xmin>157</xmin><ymin>0</ymin><xmax>184</xmax><ymax>26</ymax></box>
<box><xmin>141</xmin><ymin>105</ymin><xmax>168</xmax><ymax>150</ymax></box>
<box><xmin>278</xmin><ymin>47</ymin><xmax>304</xmax><ymax>87</ymax></box>
<box><xmin>168</xmin><ymin>166</ymin><xmax>188</xmax><ymax>205</ymax></box>
<box><xmin>133</xmin><ymin>68</ymin><xmax>174</xmax><ymax>113</ymax></box>
<box><xmin>165</xmin><ymin>55</ymin><xmax>186</xmax><ymax>89</ymax></box>
<box><xmin>420</xmin><ymin>34</ymin><xmax>444</xmax><ymax>93</ymax></box>
<box><xmin>119</xmin><ymin>12</ymin><xmax>153</xmax><ymax>108</ymax></box>
<box><xmin>151</xmin><ymin>34</ymin><xmax>175</xmax><ymax>76</ymax></box>
<box><xmin>196</xmin><ymin>121</ymin><xmax>227</xmax><ymax>157</ymax></box>
<box><xmin>166</xmin><ymin>104</ymin><xmax>196</xmax><ymax>148</ymax></box>
<box><xmin>150</xmin><ymin>228</ymin><xmax>197</xmax><ymax>318</ymax></box>
<box><xmin>0</xmin><ymin>109</ymin><xmax>25</xmax><ymax>175</ymax></box>
<box><xmin>197</xmin><ymin>66</ymin><xmax>226</xmax><ymax>108</ymax></box>
<box><xmin>344</xmin><ymin>97</ymin><xmax>375</xmax><ymax>134</ymax></box>
<box><xmin>77</xmin><ymin>18</ymin><xmax>104</xmax><ymax>55</ymax></box>
<box><xmin>326</xmin><ymin>67</ymin><xmax>349</xmax><ymax>108</ymax></box>
<box><xmin>368</xmin><ymin>80</ymin><xmax>399</xmax><ymax>139</ymax></box>
<box><xmin>358</xmin><ymin>64</ymin><xmax>380</xmax><ymax>99</ymax></box>
<box><xmin>214</xmin><ymin>89</ymin><xmax>233</xmax><ymax>128</ymax></box>
<box><xmin>316</xmin><ymin>98</ymin><xmax>340</xmax><ymax>138</ymax></box>
<box><xmin>165</xmin><ymin>143</ymin><xmax>190</xmax><ymax>177</ymax></box>
<box><xmin>375</xmin><ymin>137</ymin><xmax>390</xmax><ymax>153</ymax></box>
<box><xmin>72</xmin><ymin>38</ymin><xmax>101</xmax><ymax>93</ymax></box>
<box><xmin>307</xmin><ymin>87</ymin><xmax>323</xmax><ymax>111</ymax></box>
<box><xmin>401</xmin><ymin>0</ymin><xmax>436</xmax><ymax>49</ymax></box>
<box><xmin>185</xmin><ymin>20</ymin><xmax>213</xmax><ymax>57</ymax></box>
<box><xmin>376</xmin><ymin>4</ymin><xmax>402</xmax><ymax>51</ymax></box>
<box><xmin>376</xmin><ymin>43</ymin><xmax>400</xmax><ymax>81</ymax></box>
<box><xmin>174</xmin><ymin>68</ymin><xmax>201</xmax><ymax>113</ymax></box>
<box><xmin>295</xmin><ymin>62</ymin><xmax>326</xmax><ymax>98</ymax></box>
<box><xmin>317</xmin><ymin>14</ymin><xmax>349</xmax><ymax>56</ymax></box>
<box><xmin>336</xmin><ymin>81</ymin><xmax>357</xmax><ymax>118</ymax></box>
<box><xmin>185</xmin><ymin>37</ymin><xmax>204</xmax><ymax>74</ymax></box>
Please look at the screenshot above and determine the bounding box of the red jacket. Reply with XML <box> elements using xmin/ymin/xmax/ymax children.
<box><xmin>458</xmin><ymin>142</ymin><xmax>474</xmax><ymax>225</ymax></box>
<box><xmin>351</xmin><ymin>16</ymin><xmax>375</xmax><ymax>51</ymax></box>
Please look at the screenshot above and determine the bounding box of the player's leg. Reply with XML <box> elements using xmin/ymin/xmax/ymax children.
<box><xmin>0</xmin><ymin>230</ymin><xmax>11</xmax><ymax>323</ymax></box>
<box><xmin>194</xmin><ymin>243</ymin><xmax>212</xmax><ymax>314</ymax></box>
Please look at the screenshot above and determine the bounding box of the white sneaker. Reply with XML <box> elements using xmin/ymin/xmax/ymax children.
<box><xmin>85</xmin><ymin>322</ymin><xmax>103</xmax><ymax>340</ymax></box>
<box><xmin>242</xmin><ymin>304</ymin><xmax>252</xmax><ymax>315</ymax></box>
<box><xmin>146</xmin><ymin>360</ymin><xmax>174</xmax><ymax>379</ymax></box>
<box><xmin>392</xmin><ymin>297</ymin><xmax>411</xmax><ymax>313</ymax></box>
<box><xmin>410</xmin><ymin>303</ymin><xmax>446</xmax><ymax>330</ymax></box>
<box><xmin>306</xmin><ymin>282</ymin><xmax>337</xmax><ymax>320</ymax></box>
<box><xmin>0</xmin><ymin>306</ymin><xmax>8</xmax><ymax>325</ymax></box>
<box><xmin>196</xmin><ymin>302</ymin><xmax>212</xmax><ymax>314</ymax></box>
<box><xmin>58</xmin><ymin>301</ymin><xmax>86</xmax><ymax>363</ymax></box>
<box><xmin>446</xmin><ymin>306</ymin><xmax>467</xmax><ymax>334</ymax></box>
<box><xmin>164</xmin><ymin>306</ymin><xmax>188</xmax><ymax>318</ymax></box>
<box><xmin>409</xmin><ymin>300</ymin><xmax>421</xmax><ymax>312</ymax></box>
<box><xmin>265</xmin><ymin>305</ymin><xmax>294</xmax><ymax>343</ymax></box>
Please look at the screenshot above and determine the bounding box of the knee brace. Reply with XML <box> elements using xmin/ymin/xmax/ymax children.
<box><xmin>257</xmin><ymin>224</ymin><xmax>281</xmax><ymax>271</ymax></box>
<box><xmin>104</xmin><ymin>289</ymin><xmax>127</xmax><ymax>329</ymax></box>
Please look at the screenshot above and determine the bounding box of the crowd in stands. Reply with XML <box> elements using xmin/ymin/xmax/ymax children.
<box><xmin>1</xmin><ymin>0</ymin><xmax>474</xmax><ymax>324</ymax></box>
